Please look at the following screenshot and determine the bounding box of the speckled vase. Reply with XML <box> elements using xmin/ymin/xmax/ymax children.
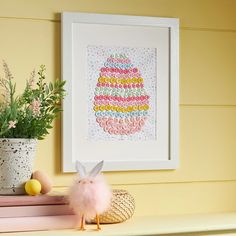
<box><xmin>0</xmin><ymin>139</ymin><xmax>37</xmax><ymax>195</ymax></box>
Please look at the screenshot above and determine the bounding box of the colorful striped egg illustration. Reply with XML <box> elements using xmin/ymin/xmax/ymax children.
<box><xmin>93</xmin><ymin>54</ymin><xmax>150</xmax><ymax>135</ymax></box>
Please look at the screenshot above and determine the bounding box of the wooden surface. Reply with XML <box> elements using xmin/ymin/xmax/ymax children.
<box><xmin>2</xmin><ymin>213</ymin><xmax>236</xmax><ymax>236</ymax></box>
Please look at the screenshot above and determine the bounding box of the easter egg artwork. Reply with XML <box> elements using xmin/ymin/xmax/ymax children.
<box><xmin>93</xmin><ymin>54</ymin><xmax>150</xmax><ymax>136</ymax></box>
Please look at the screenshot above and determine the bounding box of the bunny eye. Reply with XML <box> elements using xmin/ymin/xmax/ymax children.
<box><xmin>90</xmin><ymin>180</ymin><xmax>93</xmax><ymax>184</ymax></box>
<box><xmin>78</xmin><ymin>180</ymin><xmax>81</xmax><ymax>183</ymax></box>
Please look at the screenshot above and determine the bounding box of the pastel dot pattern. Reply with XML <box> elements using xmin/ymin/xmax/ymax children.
<box><xmin>93</xmin><ymin>54</ymin><xmax>150</xmax><ymax>135</ymax></box>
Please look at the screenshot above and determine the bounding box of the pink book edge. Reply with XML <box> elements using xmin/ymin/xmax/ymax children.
<box><xmin>0</xmin><ymin>194</ymin><xmax>69</xmax><ymax>206</ymax></box>
<box><xmin>0</xmin><ymin>204</ymin><xmax>74</xmax><ymax>218</ymax></box>
<box><xmin>0</xmin><ymin>215</ymin><xmax>77</xmax><ymax>232</ymax></box>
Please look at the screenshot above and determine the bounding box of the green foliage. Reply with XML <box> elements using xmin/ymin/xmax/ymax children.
<box><xmin>0</xmin><ymin>62</ymin><xmax>66</xmax><ymax>139</ymax></box>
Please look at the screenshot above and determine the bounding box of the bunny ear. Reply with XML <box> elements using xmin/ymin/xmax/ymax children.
<box><xmin>88</xmin><ymin>161</ymin><xmax>104</xmax><ymax>178</ymax></box>
<box><xmin>75</xmin><ymin>161</ymin><xmax>86</xmax><ymax>179</ymax></box>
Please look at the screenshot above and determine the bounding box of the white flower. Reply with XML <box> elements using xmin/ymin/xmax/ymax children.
<box><xmin>8</xmin><ymin>120</ymin><xmax>17</xmax><ymax>129</ymax></box>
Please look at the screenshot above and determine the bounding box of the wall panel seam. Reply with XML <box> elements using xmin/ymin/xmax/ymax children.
<box><xmin>52</xmin><ymin>179</ymin><xmax>236</xmax><ymax>188</ymax></box>
<box><xmin>108</xmin><ymin>179</ymin><xmax>236</xmax><ymax>186</ymax></box>
<box><xmin>180</xmin><ymin>104</ymin><xmax>236</xmax><ymax>108</ymax></box>
<box><xmin>181</xmin><ymin>27</ymin><xmax>236</xmax><ymax>33</ymax></box>
<box><xmin>0</xmin><ymin>16</ymin><xmax>59</xmax><ymax>23</ymax></box>
<box><xmin>0</xmin><ymin>16</ymin><xmax>236</xmax><ymax>33</ymax></box>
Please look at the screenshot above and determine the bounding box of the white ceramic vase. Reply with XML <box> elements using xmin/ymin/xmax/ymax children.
<box><xmin>0</xmin><ymin>138</ymin><xmax>37</xmax><ymax>195</ymax></box>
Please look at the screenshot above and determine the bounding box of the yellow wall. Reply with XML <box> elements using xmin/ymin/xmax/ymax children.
<box><xmin>1</xmin><ymin>0</ymin><xmax>236</xmax><ymax>217</ymax></box>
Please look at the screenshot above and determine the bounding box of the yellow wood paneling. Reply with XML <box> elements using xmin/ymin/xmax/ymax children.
<box><xmin>1</xmin><ymin>18</ymin><xmax>236</xmax><ymax>106</ymax></box>
<box><xmin>36</xmin><ymin>107</ymin><xmax>236</xmax><ymax>187</ymax></box>
<box><xmin>0</xmin><ymin>0</ymin><xmax>236</xmax><ymax>30</ymax></box>
<box><xmin>0</xmin><ymin>18</ymin><xmax>60</xmax><ymax>91</ymax></box>
<box><xmin>0</xmin><ymin>0</ymin><xmax>236</xmax><ymax>219</ymax></box>
<box><xmin>53</xmin><ymin>181</ymin><xmax>236</xmax><ymax>216</ymax></box>
<box><xmin>125</xmin><ymin>181</ymin><xmax>236</xmax><ymax>216</ymax></box>
<box><xmin>180</xmin><ymin>29</ymin><xmax>236</xmax><ymax>105</ymax></box>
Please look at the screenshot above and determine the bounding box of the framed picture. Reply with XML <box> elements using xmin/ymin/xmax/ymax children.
<box><xmin>61</xmin><ymin>12</ymin><xmax>179</xmax><ymax>172</ymax></box>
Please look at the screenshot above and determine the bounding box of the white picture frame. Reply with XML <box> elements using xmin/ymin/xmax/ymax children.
<box><xmin>61</xmin><ymin>12</ymin><xmax>179</xmax><ymax>172</ymax></box>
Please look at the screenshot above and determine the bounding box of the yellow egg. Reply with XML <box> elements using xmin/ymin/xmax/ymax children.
<box><xmin>25</xmin><ymin>179</ymin><xmax>41</xmax><ymax>196</ymax></box>
<box><xmin>32</xmin><ymin>170</ymin><xmax>52</xmax><ymax>194</ymax></box>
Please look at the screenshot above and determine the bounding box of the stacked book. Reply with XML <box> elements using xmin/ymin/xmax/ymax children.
<box><xmin>0</xmin><ymin>194</ymin><xmax>77</xmax><ymax>232</ymax></box>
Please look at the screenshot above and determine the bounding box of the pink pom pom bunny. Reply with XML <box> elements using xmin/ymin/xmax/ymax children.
<box><xmin>69</xmin><ymin>161</ymin><xmax>112</xmax><ymax>231</ymax></box>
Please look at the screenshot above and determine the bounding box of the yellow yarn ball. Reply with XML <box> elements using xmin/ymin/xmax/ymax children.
<box><xmin>25</xmin><ymin>179</ymin><xmax>42</xmax><ymax>196</ymax></box>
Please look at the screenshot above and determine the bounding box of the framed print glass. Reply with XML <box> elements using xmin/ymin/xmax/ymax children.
<box><xmin>61</xmin><ymin>12</ymin><xmax>179</xmax><ymax>172</ymax></box>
